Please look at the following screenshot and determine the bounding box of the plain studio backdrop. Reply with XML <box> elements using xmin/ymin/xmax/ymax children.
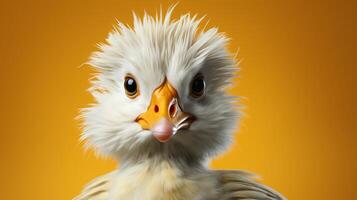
<box><xmin>0</xmin><ymin>0</ymin><xmax>355</xmax><ymax>199</ymax></box>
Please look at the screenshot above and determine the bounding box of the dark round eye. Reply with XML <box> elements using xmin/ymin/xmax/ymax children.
<box><xmin>124</xmin><ymin>75</ymin><xmax>139</xmax><ymax>98</ymax></box>
<box><xmin>190</xmin><ymin>74</ymin><xmax>205</xmax><ymax>98</ymax></box>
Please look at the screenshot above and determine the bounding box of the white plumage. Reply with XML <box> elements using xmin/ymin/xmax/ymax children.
<box><xmin>75</xmin><ymin>6</ymin><xmax>285</xmax><ymax>200</ymax></box>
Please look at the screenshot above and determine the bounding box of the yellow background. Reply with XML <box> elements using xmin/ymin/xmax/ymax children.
<box><xmin>1</xmin><ymin>0</ymin><xmax>356</xmax><ymax>199</ymax></box>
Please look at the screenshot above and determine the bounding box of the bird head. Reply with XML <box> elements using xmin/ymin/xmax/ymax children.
<box><xmin>81</xmin><ymin>8</ymin><xmax>239</xmax><ymax>164</ymax></box>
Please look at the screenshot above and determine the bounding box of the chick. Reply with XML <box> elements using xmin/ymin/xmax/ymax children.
<box><xmin>75</xmin><ymin>7</ymin><xmax>285</xmax><ymax>200</ymax></box>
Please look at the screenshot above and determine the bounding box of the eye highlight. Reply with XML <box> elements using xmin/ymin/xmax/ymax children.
<box><xmin>190</xmin><ymin>74</ymin><xmax>205</xmax><ymax>98</ymax></box>
<box><xmin>124</xmin><ymin>74</ymin><xmax>139</xmax><ymax>98</ymax></box>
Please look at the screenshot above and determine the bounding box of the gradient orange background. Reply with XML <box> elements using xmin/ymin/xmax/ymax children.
<box><xmin>1</xmin><ymin>0</ymin><xmax>356</xmax><ymax>199</ymax></box>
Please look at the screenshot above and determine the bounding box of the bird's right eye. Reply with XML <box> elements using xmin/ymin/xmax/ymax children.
<box><xmin>124</xmin><ymin>75</ymin><xmax>139</xmax><ymax>98</ymax></box>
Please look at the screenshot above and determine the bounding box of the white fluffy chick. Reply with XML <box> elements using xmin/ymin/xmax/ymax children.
<box><xmin>75</xmin><ymin>7</ymin><xmax>285</xmax><ymax>200</ymax></box>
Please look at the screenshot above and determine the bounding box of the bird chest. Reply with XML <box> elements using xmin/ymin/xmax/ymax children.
<box><xmin>109</xmin><ymin>161</ymin><xmax>219</xmax><ymax>200</ymax></box>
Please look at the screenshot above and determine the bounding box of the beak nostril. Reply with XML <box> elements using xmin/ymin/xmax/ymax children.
<box><xmin>169</xmin><ymin>102</ymin><xmax>177</xmax><ymax>118</ymax></box>
<box><xmin>154</xmin><ymin>105</ymin><xmax>159</xmax><ymax>113</ymax></box>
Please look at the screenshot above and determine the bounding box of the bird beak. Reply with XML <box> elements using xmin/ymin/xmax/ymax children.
<box><xmin>135</xmin><ymin>80</ymin><xmax>195</xmax><ymax>142</ymax></box>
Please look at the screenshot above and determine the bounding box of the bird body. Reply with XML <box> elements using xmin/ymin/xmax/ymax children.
<box><xmin>75</xmin><ymin>6</ymin><xmax>285</xmax><ymax>200</ymax></box>
<box><xmin>75</xmin><ymin>161</ymin><xmax>283</xmax><ymax>200</ymax></box>
<box><xmin>109</xmin><ymin>160</ymin><xmax>219</xmax><ymax>200</ymax></box>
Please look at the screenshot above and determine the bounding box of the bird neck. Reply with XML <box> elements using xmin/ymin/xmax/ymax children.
<box><xmin>118</xmin><ymin>156</ymin><xmax>207</xmax><ymax>173</ymax></box>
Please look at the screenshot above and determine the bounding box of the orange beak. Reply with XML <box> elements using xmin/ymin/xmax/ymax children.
<box><xmin>135</xmin><ymin>80</ymin><xmax>195</xmax><ymax>142</ymax></box>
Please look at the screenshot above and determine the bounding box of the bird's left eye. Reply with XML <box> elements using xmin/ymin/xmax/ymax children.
<box><xmin>190</xmin><ymin>74</ymin><xmax>205</xmax><ymax>98</ymax></box>
<box><xmin>124</xmin><ymin>75</ymin><xmax>139</xmax><ymax>98</ymax></box>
